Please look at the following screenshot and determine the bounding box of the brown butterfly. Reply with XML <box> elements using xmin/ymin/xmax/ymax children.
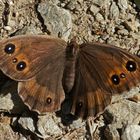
<box><xmin>0</xmin><ymin>35</ymin><xmax>140</xmax><ymax>119</ymax></box>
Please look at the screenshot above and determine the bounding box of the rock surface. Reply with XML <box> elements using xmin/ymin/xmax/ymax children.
<box><xmin>38</xmin><ymin>1</ymin><xmax>72</xmax><ymax>40</ymax></box>
<box><xmin>121</xmin><ymin>125</ymin><xmax>140</xmax><ymax>140</ymax></box>
<box><xmin>0</xmin><ymin>0</ymin><xmax>140</xmax><ymax>140</ymax></box>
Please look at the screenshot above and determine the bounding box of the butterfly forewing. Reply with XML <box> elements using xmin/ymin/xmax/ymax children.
<box><xmin>0</xmin><ymin>35</ymin><xmax>66</xmax><ymax>80</ymax></box>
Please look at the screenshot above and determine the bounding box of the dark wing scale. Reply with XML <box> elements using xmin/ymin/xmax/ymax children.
<box><xmin>69</xmin><ymin>43</ymin><xmax>140</xmax><ymax>118</ymax></box>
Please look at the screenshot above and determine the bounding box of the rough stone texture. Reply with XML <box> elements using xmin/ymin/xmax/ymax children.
<box><xmin>121</xmin><ymin>125</ymin><xmax>140</xmax><ymax>140</ymax></box>
<box><xmin>0</xmin><ymin>0</ymin><xmax>42</xmax><ymax>37</ymax></box>
<box><xmin>18</xmin><ymin>116</ymin><xmax>35</xmax><ymax>133</ymax></box>
<box><xmin>104</xmin><ymin>99</ymin><xmax>140</xmax><ymax>140</ymax></box>
<box><xmin>0</xmin><ymin>0</ymin><xmax>140</xmax><ymax>140</ymax></box>
<box><xmin>105</xmin><ymin>100</ymin><xmax>140</xmax><ymax>125</ymax></box>
<box><xmin>37</xmin><ymin>114</ymin><xmax>63</xmax><ymax>139</ymax></box>
<box><xmin>0</xmin><ymin>123</ymin><xmax>20</xmax><ymax>140</ymax></box>
<box><xmin>0</xmin><ymin>79</ymin><xmax>26</xmax><ymax>114</ymax></box>
<box><xmin>104</xmin><ymin>125</ymin><xmax>120</xmax><ymax>140</ymax></box>
<box><xmin>38</xmin><ymin>1</ymin><xmax>72</xmax><ymax>41</ymax></box>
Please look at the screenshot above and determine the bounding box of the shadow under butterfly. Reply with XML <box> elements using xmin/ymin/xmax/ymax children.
<box><xmin>0</xmin><ymin>35</ymin><xmax>140</xmax><ymax>119</ymax></box>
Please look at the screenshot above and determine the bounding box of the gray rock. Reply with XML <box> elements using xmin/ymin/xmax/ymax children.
<box><xmin>107</xmin><ymin>37</ymin><xmax>120</xmax><ymax>47</ymax></box>
<box><xmin>123</xmin><ymin>20</ymin><xmax>140</xmax><ymax>32</ymax></box>
<box><xmin>77</xmin><ymin>0</ymin><xmax>84</xmax><ymax>4</ymax></box>
<box><xmin>37</xmin><ymin>114</ymin><xmax>63</xmax><ymax>139</ymax></box>
<box><xmin>106</xmin><ymin>23</ymin><xmax>115</xmax><ymax>35</ymax></box>
<box><xmin>70</xmin><ymin>119</ymin><xmax>85</xmax><ymax>130</ymax></box>
<box><xmin>117</xmin><ymin>29</ymin><xmax>129</xmax><ymax>36</ymax></box>
<box><xmin>0</xmin><ymin>123</ymin><xmax>20</xmax><ymax>140</ymax></box>
<box><xmin>0</xmin><ymin>81</ymin><xmax>26</xmax><ymax>114</ymax></box>
<box><xmin>118</xmin><ymin>0</ymin><xmax>128</xmax><ymax>11</ymax></box>
<box><xmin>109</xmin><ymin>2</ymin><xmax>119</xmax><ymax>19</ymax></box>
<box><xmin>103</xmin><ymin>93</ymin><xmax>140</xmax><ymax>140</ymax></box>
<box><xmin>0</xmin><ymin>0</ymin><xmax>43</xmax><ymax>36</ymax></box>
<box><xmin>121</xmin><ymin>125</ymin><xmax>140</xmax><ymax>140</ymax></box>
<box><xmin>64</xmin><ymin>1</ymin><xmax>77</xmax><ymax>11</ymax></box>
<box><xmin>93</xmin><ymin>0</ymin><xmax>108</xmax><ymax>7</ymax></box>
<box><xmin>0</xmin><ymin>1</ymin><xmax>5</xmax><ymax>38</ymax></box>
<box><xmin>3</xmin><ymin>26</ymin><xmax>12</xmax><ymax>31</ymax></box>
<box><xmin>101</xmin><ymin>34</ymin><xmax>110</xmax><ymax>41</ymax></box>
<box><xmin>18</xmin><ymin>116</ymin><xmax>35</xmax><ymax>132</ymax></box>
<box><xmin>0</xmin><ymin>1</ymin><xmax>4</xmax><ymax>25</ymax></box>
<box><xmin>38</xmin><ymin>2</ymin><xmax>72</xmax><ymax>41</ymax></box>
<box><xmin>112</xmin><ymin>87</ymin><xmax>140</xmax><ymax>102</ymax></box>
<box><xmin>0</xmin><ymin>93</ymin><xmax>15</xmax><ymax>112</ymax></box>
<box><xmin>95</xmin><ymin>13</ymin><xmax>104</xmax><ymax>22</ymax></box>
<box><xmin>61</xmin><ymin>128</ymin><xmax>86</xmax><ymax>140</ymax></box>
<box><xmin>90</xmin><ymin>5</ymin><xmax>100</xmax><ymax>15</ymax></box>
<box><xmin>104</xmin><ymin>125</ymin><xmax>120</xmax><ymax>140</ymax></box>
<box><xmin>104</xmin><ymin>99</ymin><xmax>140</xmax><ymax>128</ymax></box>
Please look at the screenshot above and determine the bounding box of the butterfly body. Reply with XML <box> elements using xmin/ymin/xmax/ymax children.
<box><xmin>0</xmin><ymin>35</ymin><xmax>140</xmax><ymax>118</ymax></box>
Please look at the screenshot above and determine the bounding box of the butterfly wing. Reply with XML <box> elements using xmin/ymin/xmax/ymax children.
<box><xmin>68</xmin><ymin>43</ymin><xmax>140</xmax><ymax>119</ymax></box>
<box><xmin>0</xmin><ymin>35</ymin><xmax>66</xmax><ymax>112</ymax></box>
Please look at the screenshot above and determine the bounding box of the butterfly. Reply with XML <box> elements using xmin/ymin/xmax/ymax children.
<box><xmin>0</xmin><ymin>35</ymin><xmax>140</xmax><ymax>119</ymax></box>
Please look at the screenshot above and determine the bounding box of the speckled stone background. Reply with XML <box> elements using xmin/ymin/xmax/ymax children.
<box><xmin>0</xmin><ymin>0</ymin><xmax>140</xmax><ymax>140</ymax></box>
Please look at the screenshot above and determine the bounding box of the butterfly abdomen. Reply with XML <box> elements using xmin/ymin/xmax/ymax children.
<box><xmin>62</xmin><ymin>40</ymin><xmax>79</xmax><ymax>93</ymax></box>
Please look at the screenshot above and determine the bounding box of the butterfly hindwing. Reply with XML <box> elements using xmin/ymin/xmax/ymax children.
<box><xmin>18</xmin><ymin>54</ymin><xmax>65</xmax><ymax>112</ymax></box>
